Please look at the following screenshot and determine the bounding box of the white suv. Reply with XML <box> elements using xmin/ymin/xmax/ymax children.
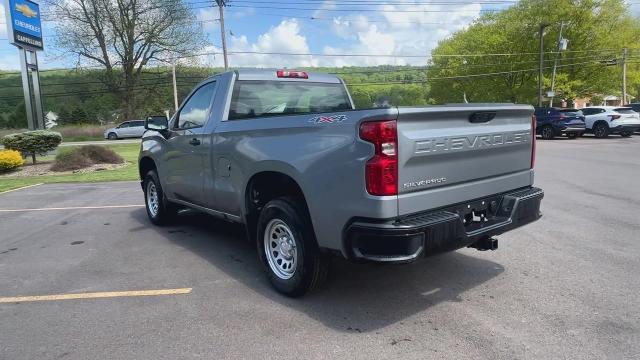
<box><xmin>581</xmin><ymin>106</ymin><xmax>640</xmax><ymax>138</ymax></box>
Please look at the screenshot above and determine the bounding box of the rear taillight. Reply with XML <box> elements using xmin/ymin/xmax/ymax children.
<box><xmin>276</xmin><ymin>70</ymin><xmax>308</xmax><ymax>79</ymax></box>
<box><xmin>531</xmin><ymin>115</ymin><xmax>536</xmax><ymax>169</ymax></box>
<box><xmin>610</xmin><ymin>114</ymin><xmax>621</xmax><ymax>120</ymax></box>
<box><xmin>359</xmin><ymin>120</ymin><xmax>398</xmax><ymax>196</ymax></box>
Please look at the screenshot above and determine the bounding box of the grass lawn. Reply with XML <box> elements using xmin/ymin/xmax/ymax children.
<box><xmin>0</xmin><ymin>143</ymin><xmax>140</xmax><ymax>193</ymax></box>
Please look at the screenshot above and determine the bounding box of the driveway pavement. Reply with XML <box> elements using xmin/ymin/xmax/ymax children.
<box><xmin>0</xmin><ymin>136</ymin><xmax>639</xmax><ymax>359</ymax></box>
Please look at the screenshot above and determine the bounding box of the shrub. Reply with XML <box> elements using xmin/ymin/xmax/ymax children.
<box><xmin>1</xmin><ymin>130</ymin><xmax>63</xmax><ymax>164</ymax></box>
<box><xmin>75</xmin><ymin>145</ymin><xmax>124</xmax><ymax>164</ymax></box>
<box><xmin>50</xmin><ymin>145</ymin><xmax>123</xmax><ymax>172</ymax></box>
<box><xmin>0</xmin><ymin>149</ymin><xmax>25</xmax><ymax>172</ymax></box>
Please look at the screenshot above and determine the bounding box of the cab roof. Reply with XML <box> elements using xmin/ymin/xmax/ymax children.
<box><xmin>233</xmin><ymin>69</ymin><xmax>343</xmax><ymax>83</ymax></box>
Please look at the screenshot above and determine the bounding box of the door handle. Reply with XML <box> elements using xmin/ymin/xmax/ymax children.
<box><xmin>189</xmin><ymin>138</ymin><xmax>201</xmax><ymax>146</ymax></box>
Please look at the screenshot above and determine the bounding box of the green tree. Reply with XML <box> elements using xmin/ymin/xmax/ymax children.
<box><xmin>57</xmin><ymin>107</ymin><xmax>72</xmax><ymax>125</ymax></box>
<box><xmin>48</xmin><ymin>0</ymin><xmax>207</xmax><ymax>120</ymax></box>
<box><xmin>7</xmin><ymin>102</ymin><xmax>27</xmax><ymax>129</ymax></box>
<box><xmin>70</xmin><ymin>106</ymin><xmax>89</xmax><ymax>124</ymax></box>
<box><xmin>429</xmin><ymin>0</ymin><xmax>640</xmax><ymax>105</ymax></box>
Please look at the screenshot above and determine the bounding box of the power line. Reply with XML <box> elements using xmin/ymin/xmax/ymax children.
<box><xmin>226</xmin><ymin>4</ymin><xmax>502</xmax><ymax>12</ymax></box>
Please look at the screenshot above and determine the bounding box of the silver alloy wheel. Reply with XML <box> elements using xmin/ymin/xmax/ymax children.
<box><xmin>264</xmin><ymin>219</ymin><xmax>298</xmax><ymax>280</ymax></box>
<box><xmin>146</xmin><ymin>181</ymin><xmax>159</xmax><ymax>218</ymax></box>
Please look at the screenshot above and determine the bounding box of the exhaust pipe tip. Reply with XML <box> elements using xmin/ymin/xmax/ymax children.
<box><xmin>470</xmin><ymin>237</ymin><xmax>498</xmax><ymax>251</ymax></box>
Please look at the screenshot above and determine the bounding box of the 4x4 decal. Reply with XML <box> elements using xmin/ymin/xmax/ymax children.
<box><xmin>308</xmin><ymin>114</ymin><xmax>347</xmax><ymax>124</ymax></box>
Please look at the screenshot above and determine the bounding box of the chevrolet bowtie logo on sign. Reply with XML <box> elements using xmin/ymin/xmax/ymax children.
<box><xmin>4</xmin><ymin>0</ymin><xmax>44</xmax><ymax>50</ymax></box>
<box><xmin>15</xmin><ymin>3</ymin><xmax>38</xmax><ymax>18</ymax></box>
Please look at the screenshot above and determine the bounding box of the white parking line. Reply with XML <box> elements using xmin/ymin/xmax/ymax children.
<box><xmin>0</xmin><ymin>204</ymin><xmax>144</xmax><ymax>212</ymax></box>
<box><xmin>0</xmin><ymin>183</ymin><xmax>44</xmax><ymax>195</ymax></box>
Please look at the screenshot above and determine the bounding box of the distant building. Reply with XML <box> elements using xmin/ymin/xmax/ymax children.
<box><xmin>573</xmin><ymin>95</ymin><xmax>624</xmax><ymax>109</ymax></box>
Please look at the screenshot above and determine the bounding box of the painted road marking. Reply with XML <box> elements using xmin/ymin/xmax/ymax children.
<box><xmin>0</xmin><ymin>204</ymin><xmax>144</xmax><ymax>212</ymax></box>
<box><xmin>0</xmin><ymin>288</ymin><xmax>192</xmax><ymax>303</ymax></box>
<box><xmin>0</xmin><ymin>183</ymin><xmax>44</xmax><ymax>195</ymax></box>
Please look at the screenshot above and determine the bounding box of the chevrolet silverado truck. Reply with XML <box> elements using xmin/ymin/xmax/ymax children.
<box><xmin>139</xmin><ymin>69</ymin><xmax>544</xmax><ymax>297</ymax></box>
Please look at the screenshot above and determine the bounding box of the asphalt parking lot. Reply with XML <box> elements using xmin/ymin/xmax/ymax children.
<box><xmin>1</xmin><ymin>135</ymin><xmax>639</xmax><ymax>359</ymax></box>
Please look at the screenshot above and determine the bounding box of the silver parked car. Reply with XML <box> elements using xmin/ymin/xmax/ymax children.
<box><xmin>104</xmin><ymin>120</ymin><xmax>146</xmax><ymax>140</ymax></box>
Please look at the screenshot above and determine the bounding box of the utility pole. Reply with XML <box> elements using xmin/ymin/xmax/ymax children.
<box><xmin>216</xmin><ymin>0</ymin><xmax>229</xmax><ymax>70</ymax></box>
<box><xmin>538</xmin><ymin>24</ymin><xmax>549</xmax><ymax>107</ymax></box>
<box><xmin>549</xmin><ymin>21</ymin><xmax>565</xmax><ymax>107</ymax></box>
<box><xmin>622</xmin><ymin>48</ymin><xmax>627</xmax><ymax>106</ymax></box>
<box><xmin>172</xmin><ymin>62</ymin><xmax>179</xmax><ymax>112</ymax></box>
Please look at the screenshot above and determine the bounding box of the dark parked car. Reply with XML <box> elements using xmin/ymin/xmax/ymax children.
<box><xmin>625</xmin><ymin>103</ymin><xmax>640</xmax><ymax>113</ymax></box>
<box><xmin>534</xmin><ymin>107</ymin><xmax>586</xmax><ymax>139</ymax></box>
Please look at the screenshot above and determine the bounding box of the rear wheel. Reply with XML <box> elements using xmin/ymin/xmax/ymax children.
<box><xmin>593</xmin><ymin>123</ymin><xmax>609</xmax><ymax>138</ymax></box>
<box><xmin>620</xmin><ymin>131</ymin><xmax>632</xmax><ymax>138</ymax></box>
<box><xmin>143</xmin><ymin>170</ymin><xmax>178</xmax><ymax>225</ymax></box>
<box><xmin>540</xmin><ymin>125</ymin><xmax>555</xmax><ymax>140</ymax></box>
<box><xmin>107</xmin><ymin>132</ymin><xmax>118</xmax><ymax>140</ymax></box>
<box><xmin>257</xmin><ymin>198</ymin><xmax>327</xmax><ymax>297</ymax></box>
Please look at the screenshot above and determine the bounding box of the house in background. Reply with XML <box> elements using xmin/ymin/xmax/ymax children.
<box><xmin>572</xmin><ymin>95</ymin><xmax>625</xmax><ymax>109</ymax></box>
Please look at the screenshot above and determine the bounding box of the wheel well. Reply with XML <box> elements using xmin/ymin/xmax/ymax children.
<box><xmin>593</xmin><ymin>120</ymin><xmax>609</xmax><ymax>128</ymax></box>
<box><xmin>244</xmin><ymin>171</ymin><xmax>313</xmax><ymax>245</ymax></box>
<box><xmin>139</xmin><ymin>157</ymin><xmax>156</xmax><ymax>180</ymax></box>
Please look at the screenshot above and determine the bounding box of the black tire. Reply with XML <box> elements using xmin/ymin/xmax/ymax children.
<box><xmin>567</xmin><ymin>133</ymin><xmax>578</xmax><ymax>139</ymax></box>
<box><xmin>620</xmin><ymin>131</ymin><xmax>632</xmax><ymax>138</ymax></box>
<box><xmin>107</xmin><ymin>132</ymin><xmax>118</xmax><ymax>140</ymax></box>
<box><xmin>257</xmin><ymin>197</ymin><xmax>328</xmax><ymax>297</ymax></box>
<box><xmin>143</xmin><ymin>170</ymin><xmax>179</xmax><ymax>225</ymax></box>
<box><xmin>540</xmin><ymin>125</ymin><xmax>555</xmax><ymax>140</ymax></box>
<box><xmin>593</xmin><ymin>123</ymin><xmax>609</xmax><ymax>138</ymax></box>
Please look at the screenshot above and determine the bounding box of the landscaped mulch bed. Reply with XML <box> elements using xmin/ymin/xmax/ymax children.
<box><xmin>0</xmin><ymin>162</ymin><xmax>129</xmax><ymax>178</ymax></box>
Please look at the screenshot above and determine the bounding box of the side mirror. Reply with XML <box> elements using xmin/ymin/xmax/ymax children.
<box><xmin>145</xmin><ymin>115</ymin><xmax>168</xmax><ymax>131</ymax></box>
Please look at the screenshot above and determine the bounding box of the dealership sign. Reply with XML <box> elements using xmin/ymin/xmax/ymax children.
<box><xmin>3</xmin><ymin>0</ymin><xmax>43</xmax><ymax>50</ymax></box>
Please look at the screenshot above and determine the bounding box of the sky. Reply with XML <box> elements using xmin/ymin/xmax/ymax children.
<box><xmin>1</xmin><ymin>0</ymin><xmax>639</xmax><ymax>71</ymax></box>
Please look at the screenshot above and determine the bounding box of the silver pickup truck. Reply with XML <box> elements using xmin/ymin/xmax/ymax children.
<box><xmin>139</xmin><ymin>69</ymin><xmax>544</xmax><ymax>297</ymax></box>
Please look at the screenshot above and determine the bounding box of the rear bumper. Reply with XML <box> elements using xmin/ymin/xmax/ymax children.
<box><xmin>344</xmin><ymin>187</ymin><xmax>543</xmax><ymax>263</ymax></box>
<box><xmin>610</xmin><ymin>124</ymin><xmax>640</xmax><ymax>133</ymax></box>
<box><xmin>557</xmin><ymin>125</ymin><xmax>585</xmax><ymax>134</ymax></box>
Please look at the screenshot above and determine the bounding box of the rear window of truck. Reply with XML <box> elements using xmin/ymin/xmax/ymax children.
<box><xmin>228</xmin><ymin>81</ymin><xmax>352</xmax><ymax>120</ymax></box>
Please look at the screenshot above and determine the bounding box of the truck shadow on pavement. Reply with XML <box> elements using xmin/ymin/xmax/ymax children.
<box><xmin>131</xmin><ymin>209</ymin><xmax>505</xmax><ymax>333</ymax></box>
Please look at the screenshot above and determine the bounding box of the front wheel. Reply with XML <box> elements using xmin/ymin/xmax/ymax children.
<box><xmin>143</xmin><ymin>170</ymin><xmax>178</xmax><ymax>225</ymax></box>
<box><xmin>257</xmin><ymin>198</ymin><xmax>327</xmax><ymax>297</ymax></box>
<box><xmin>540</xmin><ymin>125</ymin><xmax>555</xmax><ymax>140</ymax></box>
<box><xmin>107</xmin><ymin>132</ymin><xmax>118</xmax><ymax>140</ymax></box>
<box><xmin>593</xmin><ymin>123</ymin><xmax>609</xmax><ymax>138</ymax></box>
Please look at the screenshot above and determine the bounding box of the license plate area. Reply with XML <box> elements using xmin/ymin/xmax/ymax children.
<box><xmin>449</xmin><ymin>194</ymin><xmax>505</xmax><ymax>232</ymax></box>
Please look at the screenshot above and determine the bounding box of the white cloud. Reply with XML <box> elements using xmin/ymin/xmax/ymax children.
<box><xmin>195</xmin><ymin>19</ymin><xmax>318</xmax><ymax>68</ymax></box>
<box><xmin>313</xmin><ymin>0</ymin><xmax>337</xmax><ymax>18</ymax></box>
<box><xmin>319</xmin><ymin>3</ymin><xmax>482</xmax><ymax>66</ymax></box>
<box><xmin>174</xmin><ymin>4</ymin><xmax>484</xmax><ymax>68</ymax></box>
<box><xmin>1</xmin><ymin>4</ymin><xmax>7</xmax><ymax>38</ymax></box>
<box><xmin>196</xmin><ymin>8</ymin><xmax>218</xmax><ymax>33</ymax></box>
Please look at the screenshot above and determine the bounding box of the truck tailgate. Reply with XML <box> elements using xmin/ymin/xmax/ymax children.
<box><xmin>396</xmin><ymin>105</ymin><xmax>534</xmax><ymax>216</ymax></box>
